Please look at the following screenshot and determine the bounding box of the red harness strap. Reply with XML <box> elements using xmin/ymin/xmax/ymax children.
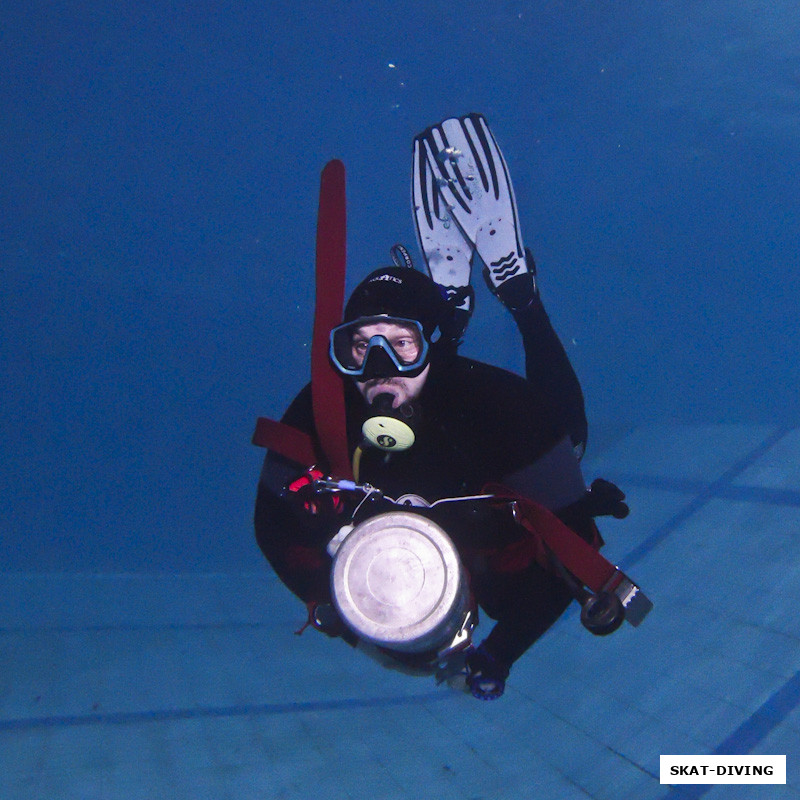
<box><xmin>251</xmin><ymin>417</ymin><xmax>316</xmax><ymax>466</ymax></box>
<box><xmin>483</xmin><ymin>484</ymin><xmax>622</xmax><ymax>595</ymax></box>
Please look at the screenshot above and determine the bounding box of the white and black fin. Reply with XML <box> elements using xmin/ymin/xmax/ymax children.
<box><xmin>413</xmin><ymin>113</ymin><xmax>533</xmax><ymax>298</ymax></box>
<box><xmin>412</xmin><ymin>136</ymin><xmax>474</xmax><ymax>313</ymax></box>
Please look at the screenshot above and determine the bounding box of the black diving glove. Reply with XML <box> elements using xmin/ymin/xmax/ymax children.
<box><xmin>465</xmin><ymin>643</ymin><xmax>510</xmax><ymax>701</ymax></box>
<box><xmin>586</xmin><ymin>478</ymin><xmax>629</xmax><ymax>519</ymax></box>
<box><xmin>560</xmin><ymin>478</ymin><xmax>629</xmax><ymax>522</ymax></box>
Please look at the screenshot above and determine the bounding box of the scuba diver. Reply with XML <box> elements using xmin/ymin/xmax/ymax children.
<box><xmin>254</xmin><ymin>114</ymin><xmax>642</xmax><ymax>700</ymax></box>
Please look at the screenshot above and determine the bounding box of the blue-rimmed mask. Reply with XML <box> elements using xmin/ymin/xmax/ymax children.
<box><xmin>329</xmin><ymin>315</ymin><xmax>430</xmax><ymax>381</ymax></box>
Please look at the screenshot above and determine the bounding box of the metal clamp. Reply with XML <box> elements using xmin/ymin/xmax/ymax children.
<box><xmin>602</xmin><ymin>569</ymin><xmax>653</xmax><ymax>627</ymax></box>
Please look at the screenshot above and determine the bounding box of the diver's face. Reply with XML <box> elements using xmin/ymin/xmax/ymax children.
<box><xmin>351</xmin><ymin>321</ymin><xmax>430</xmax><ymax>408</ymax></box>
<box><xmin>349</xmin><ymin>321</ymin><xmax>423</xmax><ymax>368</ymax></box>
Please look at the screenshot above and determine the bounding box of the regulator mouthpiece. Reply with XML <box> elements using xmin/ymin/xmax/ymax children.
<box><xmin>362</xmin><ymin>393</ymin><xmax>417</xmax><ymax>452</ymax></box>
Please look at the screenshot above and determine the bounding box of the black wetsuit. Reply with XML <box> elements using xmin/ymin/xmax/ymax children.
<box><xmin>255</xmin><ymin>292</ymin><xmax>601</xmax><ymax>675</ymax></box>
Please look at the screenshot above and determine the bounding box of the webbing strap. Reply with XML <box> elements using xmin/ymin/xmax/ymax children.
<box><xmin>251</xmin><ymin>417</ymin><xmax>316</xmax><ymax>465</ymax></box>
<box><xmin>311</xmin><ymin>160</ymin><xmax>352</xmax><ymax>480</ymax></box>
<box><xmin>484</xmin><ymin>484</ymin><xmax>620</xmax><ymax>593</ymax></box>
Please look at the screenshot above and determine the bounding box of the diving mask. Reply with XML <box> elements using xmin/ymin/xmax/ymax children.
<box><xmin>329</xmin><ymin>315</ymin><xmax>430</xmax><ymax>380</ymax></box>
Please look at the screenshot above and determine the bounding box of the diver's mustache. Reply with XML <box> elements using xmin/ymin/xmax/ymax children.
<box><xmin>364</xmin><ymin>377</ymin><xmax>401</xmax><ymax>388</ymax></box>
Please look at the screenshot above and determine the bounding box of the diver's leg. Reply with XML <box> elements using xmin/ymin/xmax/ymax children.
<box><xmin>474</xmin><ymin>561</ymin><xmax>575</xmax><ymax>677</ymax></box>
<box><xmin>497</xmin><ymin>264</ymin><xmax>588</xmax><ymax>457</ymax></box>
<box><xmin>413</xmin><ymin>114</ymin><xmax>588</xmax><ymax>453</ymax></box>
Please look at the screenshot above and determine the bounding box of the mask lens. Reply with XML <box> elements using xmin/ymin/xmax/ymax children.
<box><xmin>330</xmin><ymin>316</ymin><xmax>428</xmax><ymax>377</ymax></box>
<box><xmin>350</xmin><ymin>328</ymin><xmax>420</xmax><ymax>367</ymax></box>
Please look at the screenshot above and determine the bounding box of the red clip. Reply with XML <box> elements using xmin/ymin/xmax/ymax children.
<box><xmin>287</xmin><ymin>468</ymin><xmax>343</xmax><ymax>515</ymax></box>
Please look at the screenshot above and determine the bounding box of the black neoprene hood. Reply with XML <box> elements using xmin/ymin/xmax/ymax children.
<box><xmin>343</xmin><ymin>267</ymin><xmax>448</xmax><ymax>341</ymax></box>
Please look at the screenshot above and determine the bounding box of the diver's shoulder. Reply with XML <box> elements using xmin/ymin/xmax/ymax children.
<box><xmin>280</xmin><ymin>382</ymin><xmax>314</xmax><ymax>426</ymax></box>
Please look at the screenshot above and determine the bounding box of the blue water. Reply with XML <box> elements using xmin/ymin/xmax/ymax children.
<box><xmin>2</xmin><ymin>2</ymin><xmax>799</xmax><ymax>797</ymax></box>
